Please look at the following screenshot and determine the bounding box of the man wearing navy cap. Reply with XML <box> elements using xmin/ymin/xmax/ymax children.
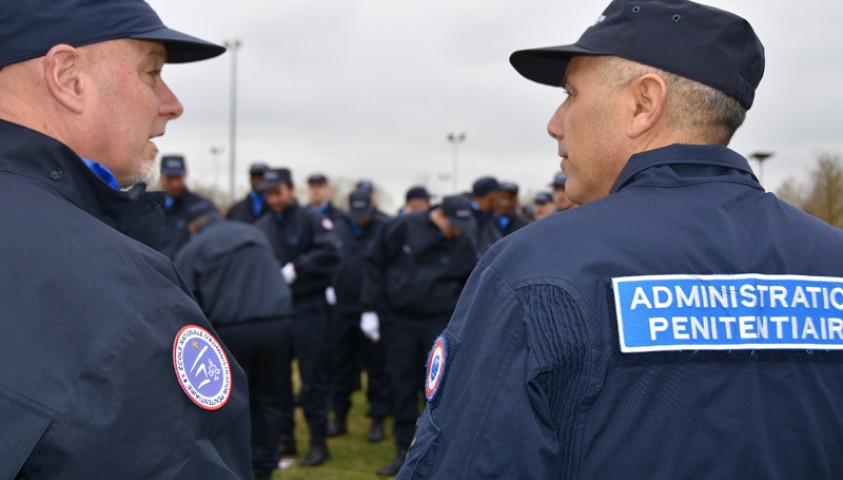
<box><xmin>402</xmin><ymin>185</ymin><xmax>433</xmax><ymax>215</ymax></box>
<box><xmin>361</xmin><ymin>194</ymin><xmax>477</xmax><ymax>476</ymax></box>
<box><xmin>227</xmin><ymin>162</ymin><xmax>271</xmax><ymax>223</ymax></box>
<box><xmin>254</xmin><ymin>168</ymin><xmax>341</xmax><ymax>467</ymax></box>
<box><xmin>550</xmin><ymin>170</ymin><xmax>575</xmax><ymax>212</ymax></box>
<box><xmin>401</xmin><ymin>1</ymin><xmax>843</xmax><ymax>478</ymax></box>
<box><xmin>326</xmin><ymin>189</ymin><xmax>393</xmax><ymax>443</ymax></box>
<box><xmin>468</xmin><ymin>176</ymin><xmax>503</xmax><ymax>258</ymax></box>
<box><xmin>0</xmin><ymin>0</ymin><xmax>249</xmax><ymax>478</ymax></box>
<box><xmin>158</xmin><ymin>154</ymin><xmax>217</xmax><ymax>259</ymax></box>
<box><xmin>495</xmin><ymin>181</ymin><xmax>528</xmax><ymax>235</ymax></box>
<box><xmin>531</xmin><ymin>190</ymin><xmax>556</xmax><ymax>220</ymax></box>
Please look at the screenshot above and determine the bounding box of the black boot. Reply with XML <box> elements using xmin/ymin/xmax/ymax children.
<box><xmin>367</xmin><ymin>418</ymin><xmax>385</xmax><ymax>442</ymax></box>
<box><xmin>376</xmin><ymin>448</ymin><xmax>407</xmax><ymax>476</ymax></box>
<box><xmin>278</xmin><ymin>434</ymin><xmax>297</xmax><ymax>457</ymax></box>
<box><xmin>299</xmin><ymin>440</ymin><xmax>330</xmax><ymax>467</ymax></box>
<box><xmin>326</xmin><ymin>417</ymin><xmax>347</xmax><ymax>437</ymax></box>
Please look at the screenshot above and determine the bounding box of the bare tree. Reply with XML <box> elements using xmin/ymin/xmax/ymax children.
<box><xmin>776</xmin><ymin>152</ymin><xmax>843</xmax><ymax>228</ymax></box>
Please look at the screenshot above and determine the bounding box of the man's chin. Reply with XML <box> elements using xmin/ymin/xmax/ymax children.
<box><xmin>122</xmin><ymin>158</ymin><xmax>159</xmax><ymax>190</ymax></box>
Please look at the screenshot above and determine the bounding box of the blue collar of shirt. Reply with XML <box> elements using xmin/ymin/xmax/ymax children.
<box><xmin>81</xmin><ymin>158</ymin><xmax>121</xmax><ymax>191</ymax></box>
<box><xmin>249</xmin><ymin>190</ymin><xmax>266</xmax><ymax>217</ymax></box>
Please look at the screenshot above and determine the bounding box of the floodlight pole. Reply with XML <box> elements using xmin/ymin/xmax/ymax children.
<box><xmin>223</xmin><ymin>39</ymin><xmax>241</xmax><ymax>204</ymax></box>
<box><xmin>447</xmin><ymin>132</ymin><xmax>466</xmax><ymax>193</ymax></box>
<box><xmin>749</xmin><ymin>151</ymin><xmax>774</xmax><ymax>186</ymax></box>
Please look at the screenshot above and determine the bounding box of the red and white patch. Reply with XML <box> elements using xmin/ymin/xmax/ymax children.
<box><xmin>173</xmin><ymin>325</ymin><xmax>232</xmax><ymax>411</ymax></box>
<box><xmin>425</xmin><ymin>336</ymin><xmax>447</xmax><ymax>402</ymax></box>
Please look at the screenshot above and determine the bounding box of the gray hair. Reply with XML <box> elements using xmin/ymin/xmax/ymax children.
<box><xmin>597</xmin><ymin>56</ymin><xmax>746</xmax><ymax>145</ymax></box>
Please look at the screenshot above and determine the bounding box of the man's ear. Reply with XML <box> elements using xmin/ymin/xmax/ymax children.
<box><xmin>627</xmin><ymin>73</ymin><xmax>668</xmax><ymax>138</ymax></box>
<box><xmin>43</xmin><ymin>44</ymin><xmax>85</xmax><ymax>114</ymax></box>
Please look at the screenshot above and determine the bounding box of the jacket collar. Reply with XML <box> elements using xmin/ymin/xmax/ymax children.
<box><xmin>0</xmin><ymin>119</ymin><xmax>165</xmax><ymax>249</ymax></box>
<box><xmin>610</xmin><ymin>144</ymin><xmax>762</xmax><ymax>195</ymax></box>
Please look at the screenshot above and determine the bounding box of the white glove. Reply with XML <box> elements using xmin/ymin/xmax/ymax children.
<box><xmin>325</xmin><ymin>286</ymin><xmax>337</xmax><ymax>306</ymax></box>
<box><xmin>360</xmin><ymin>311</ymin><xmax>380</xmax><ymax>343</ymax></box>
<box><xmin>281</xmin><ymin>262</ymin><xmax>297</xmax><ymax>285</ymax></box>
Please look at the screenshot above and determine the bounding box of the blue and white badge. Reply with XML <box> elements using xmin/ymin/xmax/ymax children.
<box><xmin>173</xmin><ymin>325</ymin><xmax>233</xmax><ymax>410</ymax></box>
<box><xmin>425</xmin><ymin>336</ymin><xmax>447</xmax><ymax>402</ymax></box>
<box><xmin>613</xmin><ymin>274</ymin><xmax>843</xmax><ymax>353</ymax></box>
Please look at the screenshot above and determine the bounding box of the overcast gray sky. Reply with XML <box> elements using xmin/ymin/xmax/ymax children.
<box><xmin>147</xmin><ymin>0</ymin><xmax>843</xmax><ymax>211</ymax></box>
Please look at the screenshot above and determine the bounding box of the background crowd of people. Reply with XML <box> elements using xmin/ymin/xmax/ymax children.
<box><xmin>158</xmin><ymin>155</ymin><xmax>576</xmax><ymax>476</ymax></box>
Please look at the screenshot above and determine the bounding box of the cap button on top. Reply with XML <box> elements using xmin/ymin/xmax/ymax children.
<box><xmin>632</xmin><ymin>6</ymin><xmax>640</xmax><ymax>14</ymax></box>
<box><xmin>48</xmin><ymin>167</ymin><xmax>63</xmax><ymax>180</ymax></box>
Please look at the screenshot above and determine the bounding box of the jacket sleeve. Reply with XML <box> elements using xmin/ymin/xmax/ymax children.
<box><xmin>360</xmin><ymin>217</ymin><xmax>405</xmax><ymax>311</ymax></box>
<box><xmin>398</xmin><ymin>261</ymin><xmax>593</xmax><ymax>479</ymax></box>
<box><xmin>292</xmin><ymin>211</ymin><xmax>340</xmax><ymax>284</ymax></box>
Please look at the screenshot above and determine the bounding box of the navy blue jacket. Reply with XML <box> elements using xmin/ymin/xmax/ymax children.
<box><xmin>401</xmin><ymin>145</ymin><xmax>843</xmax><ymax>479</ymax></box>
<box><xmin>361</xmin><ymin>211</ymin><xmax>476</xmax><ymax>318</ymax></box>
<box><xmin>227</xmin><ymin>192</ymin><xmax>270</xmax><ymax>224</ymax></box>
<box><xmin>255</xmin><ymin>203</ymin><xmax>340</xmax><ymax>300</ymax></box>
<box><xmin>174</xmin><ymin>216</ymin><xmax>293</xmax><ymax>325</ymax></box>
<box><xmin>0</xmin><ymin>120</ymin><xmax>250</xmax><ymax>479</ymax></box>
<box><xmin>332</xmin><ymin>216</ymin><xmax>388</xmax><ymax>309</ymax></box>
<box><xmin>161</xmin><ymin>188</ymin><xmax>215</xmax><ymax>259</ymax></box>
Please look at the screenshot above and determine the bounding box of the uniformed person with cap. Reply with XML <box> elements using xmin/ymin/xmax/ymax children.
<box><xmin>175</xmin><ymin>202</ymin><xmax>294</xmax><ymax>480</ymax></box>
<box><xmin>307</xmin><ymin>173</ymin><xmax>349</xmax><ymax>224</ymax></box>
<box><xmin>401</xmin><ymin>185</ymin><xmax>433</xmax><ymax>215</ymax></box>
<box><xmin>361</xmin><ymin>194</ymin><xmax>478</xmax><ymax>476</ymax></box>
<box><xmin>467</xmin><ymin>176</ymin><xmax>503</xmax><ymax>258</ymax></box>
<box><xmin>0</xmin><ymin>0</ymin><xmax>250</xmax><ymax>477</ymax></box>
<box><xmin>254</xmin><ymin>167</ymin><xmax>341</xmax><ymax>467</ymax></box>
<box><xmin>532</xmin><ymin>190</ymin><xmax>556</xmax><ymax>220</ymax></box>
<box><xmin>550</xmin><ymin>170</ymin><xmax>575</xmax><ymax>212</ymax></box>
<box><xmin>227</xmin><ymin>162</ymin><xmax>271</xmax><ymax>223</ymax></box>
<box><xmin>496</xmin><ymin>181</ymin><xmax>528</xmax><ymax>235</ymax></box>
<box><xmin>401</xmin><ymin>1</ymin><xmax>843</xmax><ymax>478</ymax></box>
<box><xmin>326</xmin><ymin>189</ymin><xmax>393</xmax><ymax>443</ymax></box>
<box><xmin>159</xmin><ymin>154</ymin><xmax>217</xmax><ymax>259</ymax></box>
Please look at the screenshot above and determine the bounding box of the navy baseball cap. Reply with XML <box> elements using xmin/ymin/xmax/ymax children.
<box><xmin>499</xmin><ymin>181</ymin><xmax>519</xmax><ymax>195</ymax></box>
<box><xmin>307</xmin><ymin>173</ymin><xmax>329</xmax><ymax>185</ymax></box>
<box><xmin>472</xmin><ymin>177</ymin><xmax>500</xmax><ymax>197</ymax></box>
<box><xmin>441</xmin><ymin>194</ymin><xmax>476</xmax><ymax>233</ymax></box>
<box><xmin>510</xmin><ymin>0</ymin><xmax>765</xmax><ymax>110</ymax></box>
<box><xmin>551</xmin><ymin>171</ymin><xmax>567</xmax><ymax>187</ymax></box>
<box><xmin>249</xmin><ymin>163</ymin><xmax>269</xmax><ymax>175</ymax></box>
<box><xmin>0</xmin><ymin>0</ymin><xmax>226</xmax><ymax>69</ymax></box>
<box><xmin>406</xmin><ymin>186</ymin><xmax>433</xmax><ymax>202</ymax></box>
<box><xmin>256</xmin><ymin>168</ymin><xmax>293</xmax><ymax>192</ymax></box>
<box><xmin>356</xmin><ymin>180</ymin><xmax>375</xmax><ymax>192</ymax></box>
<box><xmin>160</xmin><ymin>155</ymin><xmax>186</xmax><ymax>175</ymax></box>
<box><xmin>534</xmin><ymin>191</ymin><xmax>553</xmax><ymax>204</ymax></box>
<box><xmin>348</xmin><ymin>190</ymin><xmax>374</xmax><ymax>222</ymax></box>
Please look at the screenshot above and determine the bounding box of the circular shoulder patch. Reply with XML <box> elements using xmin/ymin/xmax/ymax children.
<box><xmin>173</xmin><ymin>325</ymin><xmax>233</xmax><ymax>411</ymax></box>
<box><xmin>425</xmin><ymin>335</ymin><xmax>447</xmax><ymax>402</ymax></box>
<box><xmin>322</xmin><ymin>217</ymin><xmax>334</xmax><ymax>230</ymax></box>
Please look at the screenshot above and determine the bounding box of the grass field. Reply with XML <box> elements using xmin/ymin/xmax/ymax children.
<box><xmin>271</xmin><ymin>376</ymin><xmax>398</xmax><ymax>479</ymax></box>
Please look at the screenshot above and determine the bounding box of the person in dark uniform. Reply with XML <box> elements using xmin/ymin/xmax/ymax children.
<box><xmin>254</xmin><ymin>168</ymin><xmax>340</xmax><ymax>467</ymax></box>
<box><xmin>361</xmin><ymin>194</ymin><xmax>478</xmax><ymax>476</ymax></box>
<box><xmin>227</xmin><ymin>162</ymin><xmax>271</xmax><ymax>223</ymax></box>
<box><xmin>401</xmin><ymin>185</ymin><xmax>433</xmax><ymax>215</ymax></box>
<box><xmin>467</xmin><ymin>176</ymin><xmax>503</xmax><ymax>258</ymax></box>
<box><xmin>496</xmin><ymin>181</ymin><xmax>528</xmax><ymax>235</ymax></box>
<box><xmin>401</xmin><ymin>1</ymin><xmax>843</xmax><ymax>478</ymax></box>
<box><xmin>531</xmin><ymin>190</ymin><xmax>556</xmax><ymax>220</ymax></box>
<box><xmin>0</xmin><ymin>1</ymin><xmax>250</xmax><ymax>477</ymax></box>
<box><xmin>174</xmin><ymin>203</ymin><xmax>294</xmax><ymax>480</ymax></box>
<box><xmin>307</xmin><ymin>173</ymin><xmax>348</xmax><ymax>224</ymax></box>
<box><xmin>550</xmin><ymin>170</ymin><xmax>575</xmax><ymax>212</ymax></box>
<box><xmin>357</xmin><ymin>178</ymin><xmax>393</xmax><ymax>223</ymax></box>
<box><xmin>327</xmin><ymin>190</ymin><xmax>393</xmax><ymax>442</ymax></box>
<box><xmin>159</xmin><ymin>154</ymin><xmax>216</xmax><ymax>259</ymax></box>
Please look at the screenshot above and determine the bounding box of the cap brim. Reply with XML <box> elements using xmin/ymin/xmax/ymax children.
<box><xmin>130</xmin><ymin>27</ymin><xmax>225</xmax><ymax>63</ymax></box>
<box><xmin>447</xmin><ymin>217</ymin><xmax>475</xmax><ymax>233</ymax></box>
<box><xmin>509</xmin><ymin>44</ymin><xmax>601</xmax><ymax>87</ymax></box>
<box><xmin>256</xmin><ymin>179</ymin><xmax>282</xmax><ymax>192</ymax></box>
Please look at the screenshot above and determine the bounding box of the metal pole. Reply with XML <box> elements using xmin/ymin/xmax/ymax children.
<box><xmin>224</xmin><ymin>39</ymin><xmax>241</xmax><ymax>204</ymax></box>
<box><xmin>447</xmin><ymin>132</ymin><xmax>466</xmax><ymax>193</ymax></box>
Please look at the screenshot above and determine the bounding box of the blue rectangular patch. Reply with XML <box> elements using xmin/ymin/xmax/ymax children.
<box><xmin>612</xmin><ymin>274</ymin><xmax>843</xmax><ymax>353</ymax></box>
